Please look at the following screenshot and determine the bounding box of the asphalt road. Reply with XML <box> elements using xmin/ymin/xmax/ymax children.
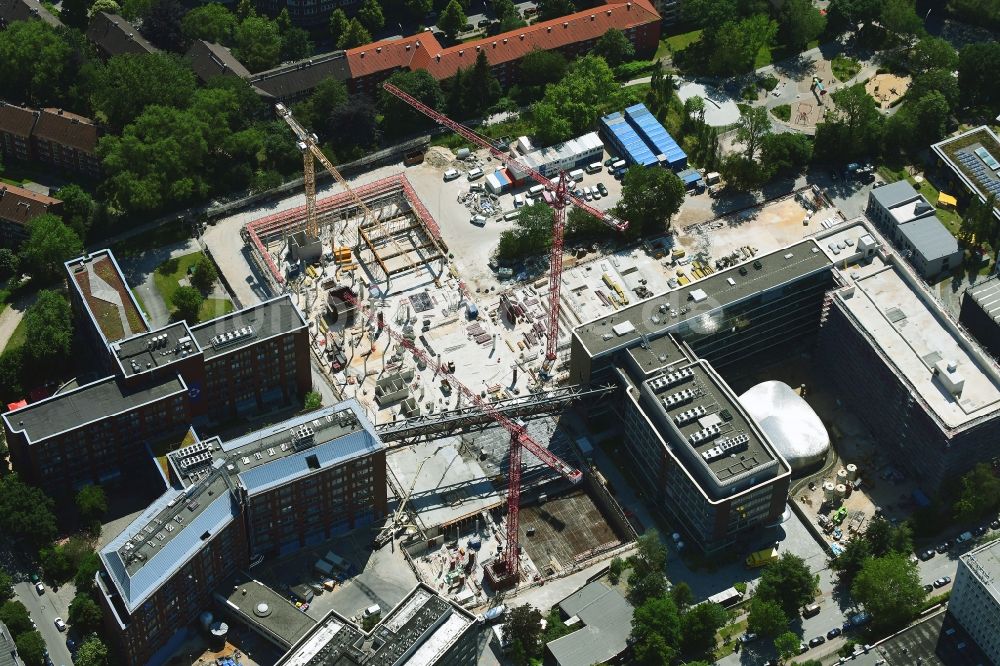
<box><xmin>14</xmin><ymin>580</ymin><xmax>75</xmax><ymax>666</ymax></box>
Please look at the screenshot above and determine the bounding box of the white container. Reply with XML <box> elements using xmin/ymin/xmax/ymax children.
<box><xmin>845</xmin><ymin>463</ymin><xmax>858</xmax><ymax>481</ymax></box>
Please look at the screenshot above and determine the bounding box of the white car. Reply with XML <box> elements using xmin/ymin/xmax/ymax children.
<box><xmin>35</xmin><ymin>583</ymin><xmax>44</xmax><ymax>595</ymax></box>
<box><xmin>443</xmin><ymin>169</ymin><xmax>459</xmax><ymax>181</ymax></box>
<box><xmin>54</xmin><ymin>617</ymin><xmax>66</xmax><ymax>632</ymax></box>
<box><xmin>584</xmin><ymin>187</ymin><xmax>593</xmax><ymax>201</ymax></box>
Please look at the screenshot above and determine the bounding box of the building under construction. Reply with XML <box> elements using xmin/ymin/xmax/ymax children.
<box><xmin>245</xmin><ymin>174</ymin><xmax>448</xmax><ymax>295</ymax></box>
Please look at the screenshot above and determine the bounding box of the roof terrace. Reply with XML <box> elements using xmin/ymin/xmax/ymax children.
<box><xmin>66</xmin><ymin>250</ymin><xmax>148</xmax><ymax>344</ymax></box>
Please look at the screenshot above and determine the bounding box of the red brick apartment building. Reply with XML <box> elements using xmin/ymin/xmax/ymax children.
<box><xmin>0</xmin><ymin>101</ymin><xmax>102</xmax><ymax>178</ymax></box>
<box><xmin>0</xmin><ymin>183</ymin><xmax>62</xmax><ymax>247</ymax></box>
<box><xmin>2</xmin><ymin>249</ymin><xmax>312</xmax><ymax>495</ymax></box>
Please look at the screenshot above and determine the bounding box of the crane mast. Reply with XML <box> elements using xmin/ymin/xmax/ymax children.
<box><xmin>380</xmin><ymin>83</ymin><xmax>628</xmax><ymax>372</ymax></box>
<box><xmin>339</xmin><ymin>289</ymin><xmax>581</xmax><ymax>584</ymax></box>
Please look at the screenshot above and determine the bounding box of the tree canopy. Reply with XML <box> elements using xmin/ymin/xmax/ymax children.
<box><xmin>87</xmin><ymin>53</ymin><xmax>198</xmax><ymax>131</ymax></box>
<box><xmin>755</xmin><ymin>553</ymin><xmax>816</xmax><ymax>620</ymax></box>
<box><xmin>23</xmin><ymin>290</ymin><xmax>73</xmax><ymax>369</ymax></box>
<box><xmin>0</xmin><ymin>21</ymin><xmax>76</xmax><ymax>106</ymax></box>
<box><xmin>959</xmin><ymin>41</ymin><xmax>1000</xmax><ymax>111</ymax></box>
<box><xmin>680</xmin><ymin>601</ymin><xmax>727</xmax><ymax>658</ymax></box>
<box><xmin>338</xmin><ymin>18</ymin><xmax>372</xmax><ymax>49</ymax></box>
<box><xmin>357</xmin><ymin>0</ymin><xmax>386</xmax><ymax>32</ymax></box>
<box><xmin>379</xmin><ymin>70</ymin><xmax>444</xmax><ymax>136</ymax></box>
<box><xmin>778</xmin><ymin>0</ymin><xmax>826</xmax><ymax>52</ymax></box>
<box><xmin>438</xmin><ymin>0</ymin><xmax>467</xmax><ymax>40</ymax></box>
<box><xmin>748</xmin><ymin>597</ymin><xmax>788</xmax><ymax>637</ymax></box>
<box><xmin>614</xmin><ymin>165</ymin><xmax>686</xmax><ymax>240</ymax></box>
<box><xmin>76</xmin><ymin>484</ymin><xmax>108</xmax><ymax>525</ymax></box>
<box><xmin>0</xmin><ymin>474</ymin><xmax>57</xmax><ymax>549</ymax></box>
<box><xmin>172</xmin><ymin>285</ymin><xmax>204</xmax><ymax>323</ymax></box>
<box><xmin>74</xmin><ymin>635</ymin><xmax>110</xmax><ymax>666</ymax></box>
<box><xmin>852</xmin><ymin>553</ymin><xmax>924</xmax><ymax>633</ymax></box>
<box><xmin>15</xmin><ymin>631</ymin><xmax>46</xmax><ymax>666</ymax></box>
<box><xmin>141</xmin><ymin>0</ymin><xmax>187</xmax><ymax>51</ymax></box>
<box><xmin>502</xmin><ymin>605</ymin><xmax>543</xmax><ymax>666</ymax></box>
<box><xmin>630</xmin><ymin>595</ymin><xmax>680</xmax><ymax>665</ymax></box>
<box><xmin>813</xmin><ymin>83</ymin><xmax>883</xmax><ymax>162</ymax></box>
<box><xmin>593</xmin><ymin>28</ymin><xmax>635</xmax><ymax>67</ymax></box>
<box><xmin>181</xmin><ymin>3</ymin><xmax>238</xmax><ymax>44</ymax></box>
<box><xmin>234</xmin><ymin>16</ymin><xmax>283</xmax><ymax>72</ymax></box>
<box><xmin>954</xmin><ymin>463</ymin><xmax>1000</xmax><ymax>521</ymax></box>
<box><xmin>19</xmin><ymin>215</ymin><xmax>83</xmax><ymax>282</ymax></box>
<box><xmin>532</xmin><ymin>55</ymin><xmax>627</xmax><ymax>144</ymax></box>
<box><xmin>68</xmin><ymin>593</ymin><xmax>105</xmax><ymax>636</ymax></box>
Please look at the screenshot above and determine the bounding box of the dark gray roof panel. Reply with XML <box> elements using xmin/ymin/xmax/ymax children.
<box><xmin>190</xmin><ymin>295</ymin><xmax>306</xmax><ymax>360</ymax></box>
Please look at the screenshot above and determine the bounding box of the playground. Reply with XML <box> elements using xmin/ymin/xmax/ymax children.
<box><xmin>865</xmin><ymin>72</ymin><xmax>911</xmax><ymax>109</ymax></box>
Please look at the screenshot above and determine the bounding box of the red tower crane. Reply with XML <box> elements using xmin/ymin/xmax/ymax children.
<box><xmin>339</xmin><ymin>288</ymin><xmax>581</xmax><ymax>586</ymax></box>
<box><xmin>382</xmin><ymin>83</ymin><xmax>629</xmax><ymax>373</ymax></box>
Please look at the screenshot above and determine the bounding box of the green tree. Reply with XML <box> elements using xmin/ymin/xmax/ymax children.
<box><xmin>403</xmin><ymin>0</ymin><xmax>432</xmax><ymax>19</ymax></box>
<box><xmin>707</xmin><ymin>15</ymin><xmax>777</xmax><ymax>76</ymax></box>
<box><xmin>0</xmin><ymin>568</ymin><xmax>12</xmax><ymax>603</ymax></box>
<box><xmin>756</xmin><ymin>553</ymin><xmax>816</xmax><ymax>620</ymax></box>
<box><xmin>68</xmin><ymin>593</ymin><xmax>105</xmax><ymax>635</ymax></box>
<box><xmin>736</xmin><ymin>105</ymin><xmax>771</xmax><ymax>162</ymax></box>
<box><xmin>0</xmin><ymin>600</ymin><xmax>32</xmax><ymax>636</ymax></box>
<box><xmin>379</xmin><ymin>69</ymin><xmax>444</xmax><ymax>136</ymax></box>
<box><xmin>779</xmin><ymin>0</ymin><xmax>826</xmax><ymax>52</ymax></box>
<box><xmin>536</xmin><ymin>0</ymin><xmax>574</xmax><ymax>21</ymax></box>
<box><xmin>614</xmin><ymin>165</ymin><xmax>685</xmax><ymax>239</ymax></box>
<box><xmin>329</xmin><ymin>8</ymin><xmax>349</xmax><ymax>44</ymax></box>
<box><xmin>0</xmin><ymin>20</ymin><xmax>75</xmax><ymax>106</ymax></box>
<box><xmin>852</xmin><ymin>553</ymin><xmax>924</xmax><ymax>633</ymax></box>
<box><xmin>76</xmin><ymin>484</ymin><xmax>108</xmax><ymax>526</ymax></box>
<box><xmin>54</xmin><ymin>184</ymin><xmax>96</xmax><ymax>240</ymax></box>
<box><xmin>761</xmin><ymin>132</ymin><xmax>812</xmax><ymax>174</ymax></box>
<box><xmin>518</xmin><ymin>48</ymin><xmax>566</xmax><ymax>100</ymax></box>
<box><xmin>681</xmin><ymin>0</ymin><xmax>737</xmax><ymax>29</ymax></box>
<box><xmin>748</xmin><ymin>597</ymin><xmax>788</xmax><ymax>637</ymax></box>
<box><xmin>234</xmin><ymin>16</ymin><xmax>282</xmax><ymax>72</ymax></box>
<box><xmin>909</xmin><ymin>36</ymin><xmax>958</xmax><ymax>72</ymax></box>
<box><xmin>75</xmin><ymin>553</ymin><xmax>102</xmax><ymax>595</ymax></box>
<box><xmin>911</xmin><ymin>89</ymin><xmax>950</xmax><ymax>140</ymax></box>
<box><xmin>181</xmin><ymin>3</ymin><xmax>238</xmax><ymax>44</ymax></box>
<box><xmin>680</xmin><ymin>601</ymin><xmax>727</xmax><ymax>658</ymax></box>
<box><xmin>14</xmin><ymin>631</ymin><xmax>46</xmax><ymax>666</ymax></box>
<box><xmin>304</xmin><ymin>391</ymin><xmax>322</xmax><ymax>410</ymax></box>
<box><xmin>87</xmin><ymin>53</ymin><xmax>198</xmax><ymax>130</ymax></box>
<box><xmin>958</xmin><ymin>41</ymin><xmax>1000</xmax><ymax>110</ymax></box>
<box><xmin>826</xmin><ymin>0</ymin><xmax>881</xmax><ymax>33</ymax></box>
<box><xmin>438</xmin><ymin>0</ymin><xmax>467</xmax><ymax>40</ymax></box>
<box><xmin>494</xmin><ymin>0</ymin><xmax>526</xmax><ymax>30</ymax></box>
<box><xmin>670</xmin><ymin>581</ymin><xmax>693</xmax><ymax>610</ymax></box>
<box><xmin>496</xmin><ymin>202</ymin><xmax>553</xmax><ymax>260</ymax></box>
<box><xmin>452</xmin><ymin>50</ymin><xmax>501</xmax><ymax>116</ymax></box>
<box><xmin>0</xmin><ymin>249</ymin><xmax>18</xmax><ymax>280</ymax></box>
<box><xmin>880</xmin><ymin>0</ymin><xmax>924</xmax><ymax>40</ymax></box>
<box><xmin>775</xmin><ymin>630</ymin><xmax>802</xmax><ymax>663</ymax></box>
<box><xmin>141</xmin><ymin>0</ymin><xmax>187</xmax><ymax>51</ymax></box>
<box><xmin>813</xmin><ymin>83</ymin><xmax>883</xmax><ymax>162</ymax></box>
<box><xmin>294</xmin><ymin>77</ymin><xmax>349</xmax><ymax>132</ymax></box>
<box><xmin>0</xmin><ymin>348</ymin><xmax>25</xmax><ymax>404</ymax></box>
<box><xmin>23</xmin><ymin>290</ymin><xmax>72</xmax><ymax>369</ymax></box>
<box><xmin>74</xmin><ymin>635</ymin><xmax>110</xmax><ymax>666</ymax></box>
<box><xmin>19</xmin><ymin>215</ymin><xmax>83</xmax><ymax>282</ymax></box>
<box><xmin>502</xmin><ymin>604</ymin><xmax>543</xmax><ymax>665</ymax></box>
<box><xmin>593</xmin><ymin>28</ymin><xmax>634</xmax><ymax>67</ymax></box>
<box><xmin>630</xmin><ymin>595</ymin><xmax>680</xmax><ymax>665</ymax></box>
<box><xmin>281</xmin><ymin>27</ymin><xmax>313</xmax><ymax>61</ymax></box>
<box><xmin>608</xmin><ymin>556</ymin><xmax>625</xmax><ymax>584</ymax></box>
<box><xmin>908</xmin><ymin>68</ymin><xmax>959</xmax><ymax>111</ymax></box>
<box><xmin>190</xmin><ymin>256</ymin><xmax>218</xmax><ymax>293</ymax></box>
<box><xmin>40</xmin><ymin>546</ymin><xmax>74</xmax><ymax>583</ymax></box>
<box><xmin>357</xmin><ymin>0</ymin><xmax>385</xmax><ymax>32</ymax></box>
<box><xmin>532</xmin><ymin>55</ymin><xmax>627</xmax><ymax>144</ymax></box>
<box><xmin>88</xmin><ymin>0</ymin><xmax>122</xmax><ymax>18</ymax></box>
<box><xmin>948</xmin><ymin>0</ymin><xmax>1000</xmax><ymax>30</ymax></box>
<box><xmin>61</xmin><ymin>0</ymin><xmax>91</xmax><ymax>29</ymax></box>
<box><xmin>955</xmin><ymin>463</ymin><xmax>1000</xmax><ymax>521</ymax></box>
<box><xmin>337</xmin><ymin>17</ymin><xmax>372</xmax><ymax>49</ymax></box>
<box><xmin>172</xmin><ymin>285</ymin><xmax>204</xmax><ymax>323</ymax></box>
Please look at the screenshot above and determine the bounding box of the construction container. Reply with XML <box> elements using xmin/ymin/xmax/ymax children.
<box><xmin>846</xmin><ymin>463</ymin><xmax>858</xmax><ymax>481</ymax></box>
<box><xmin>836</xmin><ymin>468</ymin><xmax>849</xmax><ymax>485</ymax></box>
<box><xmin>823</xmin><ymin>481</ymin><xmax>837</xmax><ymax>501</ymax></box>
<box><xmin>835</xmin><ymin>483</ymin><xmax>847</xmax><ymax>499</ymax></box>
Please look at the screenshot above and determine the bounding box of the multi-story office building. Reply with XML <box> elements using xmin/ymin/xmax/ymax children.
<box><xmin>96</xmin><ymin>401</ymin><xmax>387</xmax><ymax>666</ymax></box>
<box><xmin>960</xmin><ymin>275</ymin><xmax>1000</xmax><ymax>360</ymax></box>
<box><xmin>276</xmin><ymin>582</ymin><xmax>478</xmax><ymax>666</ymax></box>
<box><xmin>3</xmin><ymin>249</ymin><xmax>312</xmax><ymax>494</ymax></box>
<box><xmin>948</xmin><ymin>537</ymin><xmax>1000</xmax><ymax>663</ymax></box>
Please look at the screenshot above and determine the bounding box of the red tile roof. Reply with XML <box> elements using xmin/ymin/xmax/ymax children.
<box><xmin>34</xmin><ymin>108</ymin><xmax>99</xmax><ymax>153</ymax></box>
<box><xmin>0</xmin><ymin>184</ymin><xmax>61</xmax><ymax>226</ymax></box>
<box><xmin>0</xmin><ymin>101</ymin><xmax>38</xmax><ymax>139</ymax></box>
<box><xmin>345</xmin><ymin>0</ymin><xmax>658</xmax><ymax>81</ymax></box>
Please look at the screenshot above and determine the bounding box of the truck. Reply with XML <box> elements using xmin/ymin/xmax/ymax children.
<box><xmin>745</xmin><ymin>545</ymin><xmax>779</xmax><ymax>568</ymax></box>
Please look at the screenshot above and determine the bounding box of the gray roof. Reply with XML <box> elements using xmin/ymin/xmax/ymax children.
<box><xmin>86</xmin><ymin>12</ymin><xmax>158</xmax><ymax>57</ymax></box>
<box><xmin>548</xmin><ymin>582</ymin><xmax>634</xmax><ymax>666</ymax></box>
<box><xmin>0</xmin><ymin>621</ymin><xmax>24</xmax><ymax>666</ymax></box>
<box><xmin>869</xmin><ymin>180</ymin><xmax>919</xmax><ymax>209</ymax></box>
<box><xmin>111</xmin><ymin>321</ymin><xmax>199</xmax><ymax>378</ymax></box>
<box><xmin>186</xmin><ymin>39</ymin><xmax>252</xmax><ymax>82</ymax></box>
<box><xmin>967</xmin><ymin>275</ymin><xmax>1000</xmax><ymax>325</ymax></box>
<box><xmin>897</xmin><ymin>215</ymin><xmax>960</xmax><ymax>261</ymax></box>
<box><xmin>573</xmin><ymin>239</ymin><xmax>833</xmax><ymax>359</ymax></box>
<box><xmin>190</xmin><ymin>294</ymin><xmax>306</xmax><ymax>360</ymax></box>
<box><xmin>216</xmin><ymin>578</ymin><xmax>316</xmax><ymax>648</ymax></box>
<box><xmin>248</xmin><ymin>51</ymin><xmax>350</xmax><ymax>100</ymax></box>
<box><xmin>0</xmin><ymin>0</ymin><xmax>61</xmax><ymax>28</ymax></box>
<box><xmin>2</xmin><ymin>374</ymin><xmax>187</xmax><ymax>444</ymax></box>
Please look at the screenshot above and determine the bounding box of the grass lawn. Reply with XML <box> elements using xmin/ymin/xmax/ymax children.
<box><xmin>754</xmin><ymin>46</ymin><xmax>773</xmax><ymax>70</ymax></box>
<box><xmin>664</xmin><ymin>29</ymin><xmax>702</xmax><ymax>54</ymax></box>
<box><xmin>131</xmin><ymin>288</ymin><xmax>148</xmax><ymax>320</ymax></box>
<box><xmin>771</xmin><ymin>104</ymin><xmax>791</xmax><ymax>122</ymax></box>
<box><xmin>154</xmin><ymin>252</ymin><xmax>233</xmax><ymax>322</ymax></box>
<box><xmin>200</xmin><ymin>298</ymin><xmax>234</xmax><ymax>322</ymax></box>
<box><xmin>714</xmin><ymin>619</ymin><xmax>749</xmax><ymax>660</ymax></box>
<box><xmin>4</xmin><ymin>316</ymin><xmax>27</xmax><ymax>352</ymax></box>
<box><xmin>832</xmin><ymin>55</ymin><xmax>861</xmax><ymax>82</ymax></box>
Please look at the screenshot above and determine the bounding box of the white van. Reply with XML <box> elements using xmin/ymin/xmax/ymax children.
<box><xmin>513</xmin><ymin>193</ymin><xmax>525</xmax><ymax>207</ymax></box>
<box><xmin>470</xmin><ymin>214</ymin><xmax>487</xmax><ymax>226</ymax></box>
<box><xmin>503</xmin><ymin>210</ymin><xmax>520</xmax><ymax>221</ymax></box>
<box><xmin>587</xmin><ymin>162</ymin><xmax>603</xmax><ymax>174</ymax></box>
<box><xmin>443</xmin><ymin>169</ymin><xmax>459</xmax><ymax>181</ymax></box>
<box><xmin>364</xmin><ymin>604</ymin><xmax>381</xmax><ymax>618</ymax></box>
<box><xmin>569</xmin><ymin>168</ymin><xmax>585</xmax><ymax>182</ymax></box>
<box><xmin>610</xmin><ymin>159</ymin><xmax>626</xmax><ymax>173</ymax></box>
<box><xmin>528</xmin><ymin>184</ymin><xmax>545</xmax><ymax>197</ymax></box>
<box><xmin>467</xmin><ymin>167</ymin><xmax>484</xmax><ymax>180</ymax></box>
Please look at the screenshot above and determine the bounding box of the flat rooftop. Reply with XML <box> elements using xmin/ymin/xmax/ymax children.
<box><xmin>574</xmin><ymin>239</ymin><xmax>833</xmax><ymax>359</ymax></box>
<box><xmin>111</xmin><ymin>321</ymin><xmax>200</xmax><ymax>377</ymax></box>
<box><xmin>217</xmin><ymin>577</ymin><xmax>317</xmax><ymax>648</ymax></box>
<box><xmin>190</xmin><ymin>295</ymin><xmax>306</xmax><ymax>360</ymax></box>
<box><xmin>960</xmin><ymin>537</ymin><xmax>1000</xmax><ymax>601</ymax></box>
<box><xmin>2</xmin><ymin>374</ymin><xmax>187</xmax><ymax>444</ymax></box>
<box><xmin>834</xmin><ymin>260</ymin><xmax>1000</xmax><ymax>430</ymax></box>
<box><xmin>66</xmin><ymin>250</ymin><xmax>148</xmax><ymax>343</ymax></box>
<box><xmin>277</xmin><ymin>584</ymin><xmax>476</xmax><ymax>666</ymax></box>
<box><xmin>967</xmin><ymin>275</ymin><xmax>1000</xmax><ymax>325</ymax></box>
<box><xmin>640</xmin><ymin>359</ymin><xmax>783</xmax><ymax>491</ymax></box>
<box><xmin>932</xmin><ymin>126</ymin><xmax>1000</xmax><ymax>213</ymax></box>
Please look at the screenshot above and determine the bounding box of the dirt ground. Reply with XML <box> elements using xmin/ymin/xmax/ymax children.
<box><xmin>865</xmin><ymin>73</ymin><xmax>912</xmax><ymax>110</ymax></box>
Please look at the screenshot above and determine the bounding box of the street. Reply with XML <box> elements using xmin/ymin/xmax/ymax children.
<box><xmin>13</xmin><ymin>579</ymin><xmax>75</xmax><ymax>666</ymax></box>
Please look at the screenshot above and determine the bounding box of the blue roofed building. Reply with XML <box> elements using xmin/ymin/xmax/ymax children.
<box><xmin>95</xmin><ymin>400</ymin><xmax>387</xmax><ymax>666</ymax></box>
<box><xmin>599</xmin><ymin>103</ymin><xmax>687</xmax><ymax>171</ymax></box>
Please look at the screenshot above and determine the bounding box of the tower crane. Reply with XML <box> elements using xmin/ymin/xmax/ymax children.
<box><xmin>274</xmin><ymin>103</ymin><xmax>417</xmax><ymax>276</ymax></box>
<box><xmin>382</xmin><ymin>83</ymin><xmax>628</xmax><ymax>374</ymax></box>
<box><xmin>339</xmin><ymin>288</ymin><xmax>582</xmax><ymax>586</ymax></box>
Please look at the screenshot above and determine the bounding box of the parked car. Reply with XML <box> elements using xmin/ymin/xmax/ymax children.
<box><xmin>443</xmin><ymin>169</ymin><xmax>460</xmax><ymax>181</ymax></box>
<box><xmin>991</xmin><ymin>518</ymin><xmax>1000</xmax><ymax>530</ymax></box>
<box><xmin>974</xmin><ymin>526</ymin><xmax>988</xmax><ymax>537</ymax></box>
<box><xmin>799</xmin><ymin>642</ymin><xmax>809</xmax><ymax>654</ymax></box>
<box><xmin>923</xmin><ymin>584</ymin><xmax>934</xmax><ymax>594</ymax></box>
<box><xmin>934</xmin><ymin>576</ymin><xmax>952</xmax><ymax>588</ymax></box>
<box><xmin>918</xmin><ymin>549</ymin><xmax>935</xmax><ymax>561</ymax></box>
<box><xmin>809</xmin><ymin>636</ymin><xmax>826</xmax><ymax>647</ymax></box>
<box><xmin>936</xmin><ymin>540</ymin><xmax>954</xmax><ymax>553</ymax></box>
<box><xmin>54</xmin><ymin>617</ymin><xmax>66</xmax><ymax>632</ymax></box>
<box><xmin>740</xmin><ymin>632</ymin><xmax>758</xmax><ymax>643</ymax></box>
<box><xmin>34</xmin><ymin>583</ymin><xmax>44</xmax><ymax>595</ymax></box>
<box><xmin>827</xmin><ymin>627</ymin><xmax>842</xmax><ymax>639</ymax></box>
<box><xmin>597</xmin><ymin>182</ymin><xmax>608</xmax><ymax>196</ymax></box>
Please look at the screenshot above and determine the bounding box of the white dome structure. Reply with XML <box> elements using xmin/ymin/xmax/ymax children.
<box><xmin>739</xmin><ymin>381</ymin><xmax>830</xmax><ymax>473</ymax></box>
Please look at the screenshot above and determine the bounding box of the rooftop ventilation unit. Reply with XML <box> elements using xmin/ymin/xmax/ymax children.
<box><xmin>291</xmin><ymin>423</ymin><xmax>316</xmax><ymax>450</ymax></box>
<box><xmin>701</xmin><ymin>433</ymin><xmax>750</xmax><ymax>462</ymax></box>
<box><xmin>649</xmin><ymin>367</ymin><xmax>694</xmax><ymax>393</ymax></box>
<box><xmin>662</xmin><ymin>388</ymin><xmax>696</xmax><ymax>409</ymax></box>
<box><xmin>688</xmin><ymin>423</ymin><xmax>721</xmax><ymax>445</ymax></box>
<box><xmin>674</xmin><ymin>405</ymin><xmax>707</xmax><ymax>425</ymax></box>
<box><xmin>210</xmin><ymin>325</ymin><xmax>256</xmax><ymax>350</ymax></box>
